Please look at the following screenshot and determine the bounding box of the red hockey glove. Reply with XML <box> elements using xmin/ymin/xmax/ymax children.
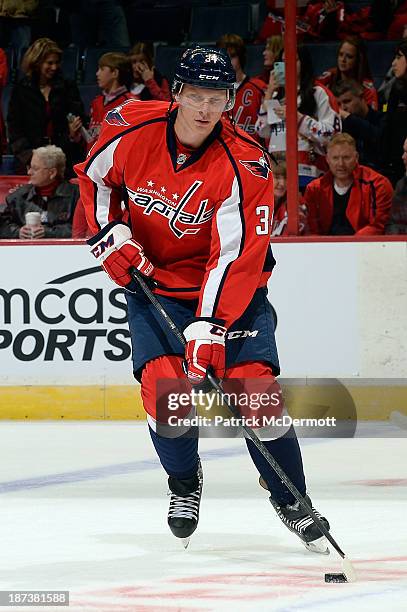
<box><xmin>88</xmin><ymin>221</ymin><xmax>154</xmax><ymax>289</ymax></box>
<box><xmin>183</xmin><ymin>318</ymin><xmax>227</xmax><ymax>390</ymax></box>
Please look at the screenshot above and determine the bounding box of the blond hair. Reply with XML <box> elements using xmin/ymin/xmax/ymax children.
<box><xmin>266</xmin><ymin>35</ymin><xmax>284</xmax><ymax>59</ymax></box>
<box><xmin>327</xmin><ymin>133</ymin><xmax>356</xmax><ymax>150</ymax></box>
<box><xmin>21</xmin><ymin>38</ymin><xmax>62</xmax><ymax>77</ymax></box>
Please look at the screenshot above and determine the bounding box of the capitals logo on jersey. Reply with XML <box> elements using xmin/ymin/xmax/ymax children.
<box><xmin>126</xmin><ymin>180</ymin><xmax>215</xmax><ymax>239</ymax></box>
<box><xmin>105</xmin><ymin>100</ymin><xmax>136</xmax><ymax>126</ymax></box>
<box><xmin>239</xmin><ymin>156</ymin><xmax>270</xmax><ymax>180</ymax></box>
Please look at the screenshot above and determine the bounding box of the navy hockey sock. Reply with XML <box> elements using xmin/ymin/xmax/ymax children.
<box><xmin>245</xmin><ymin>426</ymin><xmax>306</xmax><ymax>506</ymax></box>
<box><xmin>149</xmin><ymin>425</ymin><xmax>199</xmax><ymax>480</ymax></box>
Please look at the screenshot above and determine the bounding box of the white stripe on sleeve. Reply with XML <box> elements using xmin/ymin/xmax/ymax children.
<box><xmin>87</xmin><ymin>138</ymin><xmax>121</xmax><ymax>228</ymax></box>
<box><xmin>200</xmin><ymin>176</ymin><xmax>242</xmax><ymax>317</ymax></box>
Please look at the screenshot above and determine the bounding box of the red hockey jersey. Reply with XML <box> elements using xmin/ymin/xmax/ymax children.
<box><xmin>232</xmin><ymin>76</ymin><xmax>265</xmax><ymax>138</ymax></box>
<box><xmin>76</xmin><ymin>100</ymin><xmax>275</xmax><ymax>327</ymax></box>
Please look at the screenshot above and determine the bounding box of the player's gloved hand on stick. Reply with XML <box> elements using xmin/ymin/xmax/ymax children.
<box><xmin>88</xmin><ymin>221</ymin><xmax>154</xmax><ymax>291</ymax></box>
<box><xmin>183</xmin><ymin>318</ymin><xmax>227</xmax><ymax>391</ymax></box>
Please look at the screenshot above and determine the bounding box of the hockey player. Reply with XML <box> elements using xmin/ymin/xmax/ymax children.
<box><xmin>75</xmin><ymin>47</ymin><xmax>330</xmax><ymax>552</ymax></box>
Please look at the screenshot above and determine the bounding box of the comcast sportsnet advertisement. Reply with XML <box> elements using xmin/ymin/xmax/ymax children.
<box><xmin>0</xmin><ymin>245</ymin><xmax>134</xmax><ymax>386</ymax></box>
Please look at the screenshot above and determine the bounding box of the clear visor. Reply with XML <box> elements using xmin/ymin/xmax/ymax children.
<box><xmin>177</xmin><ymin>88</ymin><xmax>229</xmax><ymax>112</ymax></box>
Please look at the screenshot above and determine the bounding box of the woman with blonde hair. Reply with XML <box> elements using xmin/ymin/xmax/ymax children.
<box><xmin>7</xmin><ymin>37</ymin><xmax>85</xmax><ymax>176</ymax></box>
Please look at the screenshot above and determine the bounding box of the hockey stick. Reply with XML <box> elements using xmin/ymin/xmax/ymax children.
<box><xmin>129</xmin><ymin>268</ymin><xmax>356</xmax><ymax>582</ymax></box>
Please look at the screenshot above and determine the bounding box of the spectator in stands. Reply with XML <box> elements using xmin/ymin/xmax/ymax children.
<box><xmin>128</xmin><ymin>42</ymin><xmax>171</xmax><ymax>102</ymax></box>
<box><xmin>386</xmin><ymin>136</ymin><xmax>407</xmax><ymax>233</ymax></box>
<box><xmin>303</xmin><ymin>1</ymin><xmax>345</xmax><ymax>41</ymax></box>
<box><xmin>0</xmin><ymin>145</ymin><xmax>78</xmax><ymax>239</ymax></box>
<box><xmin>318</xmin><ymin>37</ymin><xmax>378</xmax><ymax>110</ymax></box>
<box><xmin>216</xmin><ymin>34</ymin><xmax>265</xmax><ymax>138</ymax></box>
<box><xmin>69</xmin><ymin>0</ymin><xmax>130</xmax><ymax>50</ymax></box>
<box><xmin>271</xmin><ymin>163</ymin><xmax>309</xmax><ymax>236</ymax></box>
<box><xmin>258</xmin><ymin>35</ymin><xmax>283</xmax><ymax>86</ymax></box>
<box><xmin>303</xmin><ymin>133</ymin><xmax>393</xmax><ymax>235</ymax></box>
<box><xmin>387</xmin><ymin>1</ymin><xmax>407</xmax><ymax>40</ymax></box>
<box><xmin>7</xmin><ymin>37</ymin><xmax>86</xmax><ymax>177</ymax></box>
<box><xmin>87</xmin><ymin>52</ymin><xmax>134</xmax><ymax>151</ymax></box>
<box><xmin>255</xmin><ymin>2</ymin><xmax>309</xmax><ymax>43</ymax></box>
<box><xmin>255</xmin><ymin>45</ymin><xmax>341</xmax><ymax>184</ymax></box>
<box><xmin>382</xmin><ymin>40</ymin><xmax>407</xmax><ymax>185</ymax></box>
<box><xmin>333</xmin><ymin>79</ymin><xmax>384</xmax><ymax>172</ymax></box>
<box><xmin>0</xmin><ymin>1</ymin><xmax>37</xmax><ymax>55</ymax></box>
<box><xmin>0</xmin><ymin>46</ymin><xmax>7</xmax><ymax>159</ymax></box>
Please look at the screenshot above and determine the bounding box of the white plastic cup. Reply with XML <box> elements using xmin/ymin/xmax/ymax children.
<box><xmin>25</xmin><ymin>212</ymin><xmax>42</xmax><ymax>238</ymax></box>
<box><xmin>25</xmin><ymin>212</ymin><xmax>41</xmax><ymax>226</ymax></box>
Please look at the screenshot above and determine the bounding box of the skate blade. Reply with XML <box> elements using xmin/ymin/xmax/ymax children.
<box><xmin>302</xmin><ymin>535</ymin><xmax>330</xmax><ymax>555</ymax></box>
<box><xmin>181</xmin><ymin>537</ymin><xmax>190</xmax><ymax>549</ymax></box>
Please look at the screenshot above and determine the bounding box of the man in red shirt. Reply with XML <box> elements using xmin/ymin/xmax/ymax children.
<box><xmin>76</xmin><ymin>47</ymin><xmax>330</xmax><ymax>552</ymax></box>
<box><xmin>304</xmin><ymin>133</ymin><xmax>393</xmax><ymax>234</ymax></box>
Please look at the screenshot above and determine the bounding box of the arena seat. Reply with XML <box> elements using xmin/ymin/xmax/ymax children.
<box><xmin>189</xmin><ymin>4</ymin><xmax>253</xmax><ymax>42</ymax></box>
<box><xmin>124</xmin><ymin>5</ymin><xmax>188</xmax><ymax>45</ymax></box>
<box><xmin>246</xmin><ymin>44</ymin><xmax>265</xmax><ymax>79</ymax></box>
<box><xmin>155</xmin><ymin>46</ymin><xmax>184</xmax><ymax>84</ymax></box>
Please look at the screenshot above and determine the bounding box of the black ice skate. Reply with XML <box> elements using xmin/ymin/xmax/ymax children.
<box><xmin>167</xmin><ymin>461</ymin><xmax>203</xmax><ymax>549</ymax></box>
<box><xmin>260</xmin><ymin>477</ymin><xmax>330</xmax><ymax>554</ymax></box>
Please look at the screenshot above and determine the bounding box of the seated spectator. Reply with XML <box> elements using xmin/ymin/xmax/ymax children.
<box><xmin>0</xmin><ymin>0</ymin><xmax>37</xmax><ymax>56</ymax></box>
<box><xmin>87</xmin><ymin>52</ymin><xmax>135</xmax><ymax>151</ymax></box>
<box><xmin>333</xmin><ymin>80</ymin><xmax>384</xmax><ymax>172</ymax></box>
<box><xmin>7</xmin><ymin>37</ymin><xmax>86</xmax><ymax>177</ymax></box>
<box><xmin>387</xmin><ymin>1</ymin><xmax>407</xmax><ymax>40</ymax></box>
<box><xmin>0</xmin><ymin>46</ymin><xmax>7</xmax><ymax>158</ymax></box>
<box><xmin>382</xmin><ymin>40</ymin><xmax>407</xmax><ymax>185</ymax></box>
<box><xmin>0</xmin><ymin>145</ymin><xmax>78</xmax><ymax>239</ymax></box>
<box><xmin>255</xmin><ymin>45</ymin><xmax>341</xmax><ymax>183</ymax></box>
<box><xmin>69</xmin><ymin>0</ymin><xmax>130</xmax><ymax>49</ymax></box>
<box><xmin>303</xmin><ymin>1</ymin><xmax>346</xmax><ymax>41</ymax></box>
<box><xmin>386</xmin><ymin>136</ymin><xmax>407</xmax><ymax>234</ymax></box>
<box><xmin>217</xmin><ymin>34</ymin><xmax>265</xmax><ymax>138</ymax></box>
<box><xmin>271</xmin><ymin>163</ymin><xmax>309</xmax><ymax>236</ymax></box>
<box><xmin>257</xmin><ymin>35</ymin><xmax>283</xmax><ymax>87</ymax></box>
<box><xmin>303</xmin><ymin>133</ymin><xmax>393</xmax><ymax>235</ymax></box>
<box><xmin>128</xmin><ymin>42</ymin><xmax>171</xmax><ymax>102</ymax></box>
<box><xmin>318</xmin><ymin>37</ymin><xmax>378</xmax><ymax>110</ymax></box>
<box><xmin>255</xmin><ymin>2</ymin><xmax>309</xmax><ymax>43</ymax></box>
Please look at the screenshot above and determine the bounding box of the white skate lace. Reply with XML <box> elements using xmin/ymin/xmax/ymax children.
<box><xmin>168</xmin><ymin>490</ymin><xmax>201</xmax><ymax>520</ymax></box>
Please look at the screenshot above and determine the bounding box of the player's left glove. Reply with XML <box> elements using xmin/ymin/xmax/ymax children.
<box><xmin>183</xmin><ymin>318</ymin><xmax>227</xmax><ymax>391</ymax></box>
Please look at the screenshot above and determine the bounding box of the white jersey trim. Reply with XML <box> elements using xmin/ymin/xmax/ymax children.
<box><xmin>87</xmin><ymin>138</ymin><xmax>121</xmax><ymax>228</ymax></box>
<box><xmin>200</xmin><ymin>176</ymin><xmax>242</xmax><ymax>317</ymax></box>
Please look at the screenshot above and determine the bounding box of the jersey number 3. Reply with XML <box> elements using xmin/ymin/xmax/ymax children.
<box><xmin>256</xmin><ymin>205</ymin><xmax>270</xmax><ymax>235</ymax></box>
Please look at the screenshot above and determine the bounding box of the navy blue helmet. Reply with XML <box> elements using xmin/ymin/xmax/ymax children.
<box><xmin>172</xmin><ymin>47</ymin><xmax>236</xmax><ymax>111</ymax></box>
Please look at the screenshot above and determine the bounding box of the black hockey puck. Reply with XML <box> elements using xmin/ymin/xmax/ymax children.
<box><xmin>324</xmin><ymin>573</ymin><xmax>348</xmax><ymax>583</ymax></box>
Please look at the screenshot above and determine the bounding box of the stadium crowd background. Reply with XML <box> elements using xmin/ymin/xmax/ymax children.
<box><xmin>0</xmin><ymin>0</ymin><xmax>406</xmax><ymax>238</ymax></box>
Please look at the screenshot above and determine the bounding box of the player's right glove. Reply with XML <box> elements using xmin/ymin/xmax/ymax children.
<box><xmin>183</xmin><ymin>318</ymin><xmax>227</xmax><ymax>391</ymax></box>
<box><xmin>88</xmin><ymin>221</ymin><xmax>154</xmax><ymax>290</ymax></box>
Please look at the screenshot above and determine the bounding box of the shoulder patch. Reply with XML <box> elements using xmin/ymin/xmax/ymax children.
<box><xmin>239</xmin><ymin>155</ymin><xmax>270</xmax><ymax>180</ymax></box>
<box><xmin>105</xmin><ymin>99</ymin><xmax>136</xmax><ymax>126</ymax></box>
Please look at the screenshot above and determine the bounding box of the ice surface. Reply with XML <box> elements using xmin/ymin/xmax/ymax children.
<box><xmin>0</xmin><ymin>421</ymin><xmax>406</xmax><ymax>611</ymax></box>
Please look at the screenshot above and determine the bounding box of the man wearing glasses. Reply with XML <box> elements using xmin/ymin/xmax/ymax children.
<box><xmin>0</xmin><ymin>144</ymin><xmax>78</xmax><ymax>239</ymax></box>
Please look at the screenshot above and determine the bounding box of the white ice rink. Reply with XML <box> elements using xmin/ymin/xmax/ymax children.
<box><xmin>1</xmin><ymin>421</ymin><xmax>406</xmax><ymax>612</ymax></box>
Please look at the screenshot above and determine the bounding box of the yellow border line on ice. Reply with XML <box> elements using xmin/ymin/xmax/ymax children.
<box><xmin>0</xmin><ymin>383</ymin><xmax>406</xmax><ymax>420</ymax></box>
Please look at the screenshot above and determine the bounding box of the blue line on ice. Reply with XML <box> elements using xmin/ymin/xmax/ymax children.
<box><xmin>0</xmin><ymin>438</ymin><xmax>328</xmax><ymax>494</ymax></box>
